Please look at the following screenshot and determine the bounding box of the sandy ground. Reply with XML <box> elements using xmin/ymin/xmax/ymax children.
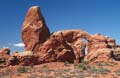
<box><xmin>0</xmin><ymin>61</ymin><xmax>120</xmax><ymax>78</ymax></box>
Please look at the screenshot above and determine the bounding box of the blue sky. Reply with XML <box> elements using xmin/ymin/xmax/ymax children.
<box><xmin>0</xmin><ymin>0</ymin><xmax>120</xmax><ymax>52</ymax></box>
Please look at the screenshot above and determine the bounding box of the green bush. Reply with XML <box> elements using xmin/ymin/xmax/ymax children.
<box><xmin>5</xmin><ymin>68</ymin><xmax>12</xmax><ymax>75</ymax></box>
<box><xmin>42</xmin><ymin>64</ymin><xmax>48</xmax><ymax>68</ymax></box>
<box><xmin>87</xmin><ymin>66</ymin><xmax>98</xmax><ymax>73</ymax></box>
<box><xmin>97</xmin><ymin>67</ymin><xmax>110</xmax><ymax>74</ymax></box>
<box><xmin>17</xmin><ymin>66</ymin><xmax>29</xmax><ymax>73</ymax></box>
<box><xmin>64</xmin><ymin>61</ymin><xmax>70</xmax><ymax>66</ymax></box>
<box><xmin>28</xmin><ymin>74</ymin><xmax>39</xmax><ymax>78</ymax></box>
<box><xmin>75</xmin><ymin>60</ymin><xmax>89</xmax><ymax>71</ymax></box>
<box><xmin>114</xmin><ymin>69</ymin><xmax>120</xmax><ymax>76</ymax></box>
<box><xmin>0</xmin><ymin>58</ymin><xmax>7</xmax><ymax>65</ymax></box>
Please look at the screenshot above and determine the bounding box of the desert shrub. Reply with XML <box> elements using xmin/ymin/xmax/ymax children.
<box><xmin>111</xmin><ymin>74</ymin><xmax>115</xmax><ymax>77</ymax></box>
<box><xmin>78</xmin><ymin>73</ymin><xmax>86</xmax><ymax>78</ymax></box>
<box><xmin>17</xmin><ymin>66</ymin><xmax>29</xmax><ymax>73</ymax></box>
<box><xmin>0</xmin><ymin>71</ymin><xmax>6</xmax><ymax>77</ymax></box>
<box><xmin>58</xmin><ymin>74</ymin><xmax>70</xmax><ymax>78</ymax></box>
<box><xmin>0</xmin><ymin>58</ymin><xmax>6</xmax><ymax>65</ymax></box>
<box><xmin>63</xmin><ymin>68</ymin><xmax>71</xmax><ymax>72</ymax></box>
<box><xmin>42</xmin><ymin>64</ymin><xmax>48</xmax><ymax>68</ymax></box>
<box><xmin>27</xmin><ymin>65</ymin><xmax>36</xmax><ymax>73</ymax></box>
<box><xmin>75</xmin><ymin>60</ymin><xmax>89</xmax><ymax>71</ymax></box>
<box><xmin>16</xmin><ymin>73</ymin><xmax>21</xmax><ymax>76</ymax></box>
<box><xmin>109</xmin><ymin>61</ymin><xmax>118</xmax><ymax>66</ymax></box>
<box><xmin>114</xmin><ymin>69</ymin><xmax>120</xmax><ymax>76</ymax></box>
<box><xmin>97</xmin><ymin>67</ymin><xmax>110</xmax><ymax>74</ymax></box>
<box><xmin>5</xmin><ymin>68</ymin><xmax>13</xmax><ymax>75</ymax></box>
<box><xmin>77</xmin><ymin>63</ymin><xmax>86</xmax><ymax>71</ymax></box>
<box><xmin>42</xmin><ymin>69</ymin><xmax>51</xmax><ymax>74</ymax></box>
<box><xmin>97</xmin><ymin>62</ymin><xmax>103</xmax><ymax>67</ymax></box>
<box><xmin>81</xmin><ymin>59</ymin><xmax>87</xmax><ymax>64</ymax></box>
<box><xmin>64</xmin><ymin>61</ymin><xmax>70</xmax><ymax>66</ymax></box>
<box><xmin>36</xmin><ymin>68</ymin><xmax>42</xmax><ymax>73</ymax></box>
<box><xmin>92</xmin><ymin>74</ymin><xmax>99</xmax><ymax>78</ymax></box>
<box><xmin>87</xmin><ymin>66</ymin><xmax>98</xmax><ymax>74</ymax></box>
<box><xmin>28</xmin><ymin>74</ymin><xmax>39</xmax><ymax>78</ymax></box>
<box><xmin>87</xmin><ymin>65</ymin><xmax>110</xmax><ymax>75</ymax></box>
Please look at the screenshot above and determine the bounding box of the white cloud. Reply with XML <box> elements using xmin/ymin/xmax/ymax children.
<box><xmin>1</xmin><ymin>46</ymin><xmax>9</xmax><ymax>48</ymax></box>
<box><xmin>12</xmin><ymin>43</ymin><xmax>25</xmax><ymax>47</ymax></box>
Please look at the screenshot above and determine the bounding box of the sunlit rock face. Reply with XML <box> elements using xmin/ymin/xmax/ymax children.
<box><xmin>38</xmin><ymin>30</ymin><xmax>91</xmax><ymax>63</ymax></box>
<box><xmin>0</xmin><ymin>48</ymin><xmax>10</xmax><ymax>64</ymax></box>
<box><xmin>22</xmin><ymin>6</ymin><xmax>50</xmax><ymax>52</ymax></box>
<box><xmin>7</xmin><ymin>51</ymin><xmax>44</xmax><ymax>66</ymax></box>
<box><xmin>21</xmin><ymin>6</ymin><xmax>92</xmax><ymax>64</ymax></box>
<box><xmin>112</xmin><ymin>47</ymin><xmax>120</xmax><ymax>61</ymax></box>
<box><xmin>10</xmin><ymin>6</ymin><xmax>119</xmax><ymax>66</ymax></box>
<box><xmin>85</xmin><ymin>34</ymin><xmax>116</xmax><ymax>63</ymax></box>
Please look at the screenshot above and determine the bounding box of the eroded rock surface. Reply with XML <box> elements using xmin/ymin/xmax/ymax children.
<box><xmin>0</xmin><ymin>48</ymin><xmax>10</xmax><ymax>62</ymax></box>
<box><xmin>37</xmin><ymin>30</ymin><xmax>91</xmax><ymax>63</ymax></box>
<box><xmin>85</xmin><ymin>33</ymin><xmax>116</xmax><ymax>63</ymax></box>
<box><xmin>6</xmin><ymin>6</ymin><xmax>120</xmax><ymax>66</ymax></box>
<box><xmin>87</xmin><ymin>33</ymin><xmax>116</xmax><ymax>53</ymax></box>
<box><xmin>22</xmin><ymin>6</ymin><xmax>50</xmax><ymax>52</ymax></box>
<box><xmin>7</xmin><ymin>51</ymin><xmax>42</xmax><ymax>66</ymax></box>
<box><xmin>112</xmin><ymin>47</ymin><xmax>120</xmax><ymax>60</ymax></box>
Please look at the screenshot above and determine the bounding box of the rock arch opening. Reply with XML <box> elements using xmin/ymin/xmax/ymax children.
<box><xmin>81</xmin><ymin>38</ymin><xmax>88</xmax><ymax>55</ymax></box>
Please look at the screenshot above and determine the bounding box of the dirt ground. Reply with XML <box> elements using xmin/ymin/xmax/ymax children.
<box><xmin>0</xmin><ymin>61</ymin><xmax>120</xmax><ymax>78</ymax></box>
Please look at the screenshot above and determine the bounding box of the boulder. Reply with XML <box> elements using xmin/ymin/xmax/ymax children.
<box><xmin>7</xmin><ymin>51</ymin><xmax>42</xmax><ymax>66</ymax></box>
<box><xmin>85</xmin><ymin>48</ymin><xmax>113</xmax><ymax>63</ymax></box>
<box><xmin>87</xmin><ymin>33</ymin><xmax>116</xmax><ymax>53</ymax></box>
<box><xmin>0</xmin><ymin>48</ymin><xmax>10</xmax><ymax>66</ymax></box>
<box><xmin>38</xmin><ymin>34</ymin><xmax>75</xmax><ymax>63</ymax></box>
<box><xmin>0</xmin><ymin>48</ymin><xmax>10</xmax><ymax>62</ymax></box>
<box><xmin>57</xmin><ymin>49</ymin><xmax>75</xmax><ymax>63</ymax></box>
<box><xmin>0</xmin><ymin>48</ymin><xmax>10</xmax><ymax>55</ymax></box>
<box><xmin>112</xmin><ymin>47</ymin><xmax>120</xmax><ymax>60</ymax></box>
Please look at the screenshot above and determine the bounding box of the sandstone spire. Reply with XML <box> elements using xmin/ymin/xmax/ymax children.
<box><xmin>22</xmin><ymin>6</ymin><xmax>50</xmax><ymax>52</ymax></box>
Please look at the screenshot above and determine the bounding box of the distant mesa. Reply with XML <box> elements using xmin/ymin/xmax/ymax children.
<box><xmin>0</xmin><ymin>6</ymin><xmax>120</xmax><ymax>66</ymax></box>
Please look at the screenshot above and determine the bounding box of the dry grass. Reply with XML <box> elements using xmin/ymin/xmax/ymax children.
<box><xmin>0</xmin><ymin>61</ymin><xmax>120</xmax><ymax>78</ymax></box>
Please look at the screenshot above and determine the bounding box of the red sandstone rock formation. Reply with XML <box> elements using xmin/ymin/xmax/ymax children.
<box><xmin>38</xmin><ymin>31</ymin><xmax>75</xmax><ymax>63</ymax></box>
<box><xmin>84</xmin><ymin>48</ymin><xmax>113</xmax><ymax>63</ymax></box>
<box><xmin>21</xmin><ymin>6</ymin><xmax>92</xmax><ymax>64</ymax></box>
<box><xmin>8</xmin><ymin>29</ymin><xmax>91</xmax><ymax>65</ymax></box>
<box><xmin>37</xmin><ymin>30</ymin><xmax>91</xmax><ymax>63</ymax></box>
<box><xmin>112</xmin><ymin>47</ymin><xmax>120</xmax><ymax>60</ymax></box>
<box><xmin>22</xmin><ymin>6</ymin><xmax>50</xmax><ymax>52</ymax></box>
<box><xmin>7</xmin><ymin>51</ymin><xmax>42</xmax><ymax>66</ymax></box>
<box><xmin>0</xmin><ymin>48</ymin><xmax>10</xmax><ymax>55</ymax></box>
<box><xmin>87</xmin><ymin>33</ymin><xmax>116</xmax><ymax>53</ymax></box>
<box><xmin>7</xmin><ymin>6</ymin><xmax>120</xmax><ymax>66</ymax></box>
<box><xmin>0</xmin><ymin>48</ymin><xmax>10</xmax><ymax>64</ymax></box>
<box><xmin>85</xmin><ymin>33</ymin><xmax>116</xmax><ymax>63</ymax></box>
